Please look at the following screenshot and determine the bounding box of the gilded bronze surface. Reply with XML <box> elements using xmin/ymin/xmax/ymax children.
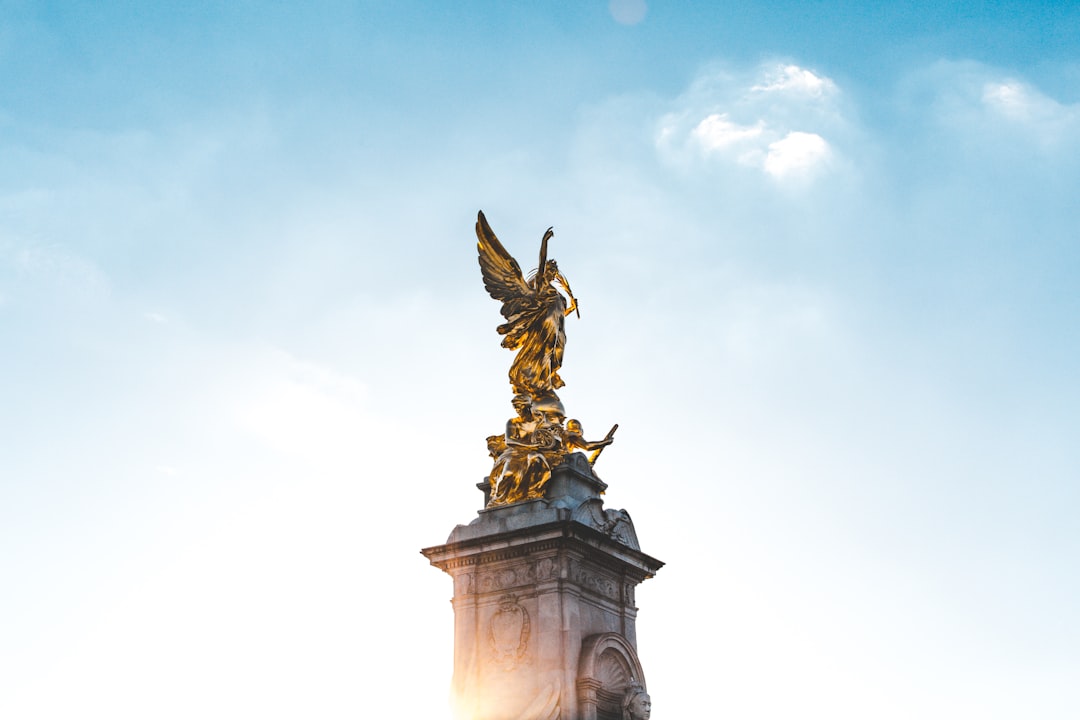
<box><xmin>477</xmin><ymin>211</ymin><xmax>617</xmax><ymax>507</ymax></box>
<box><xmin>477</xmin><ymin>210</ymin><xmax>578</xmax><ymax>399</ymax></box>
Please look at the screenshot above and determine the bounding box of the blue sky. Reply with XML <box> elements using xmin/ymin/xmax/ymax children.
<box><xmin>2</xmin><ymin>2</ymin><xmax>1078</xmax><ymax>718</ymax></box>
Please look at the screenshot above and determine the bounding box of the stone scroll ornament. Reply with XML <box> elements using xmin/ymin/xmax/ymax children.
<box><xmin>476</xmin><ymin>211</ymin><xmax>618</xmax><ymax>506</ymax></box>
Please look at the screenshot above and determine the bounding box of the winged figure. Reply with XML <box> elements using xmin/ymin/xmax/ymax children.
<box><xmin>476</xmin><ymin>210</ymin><xmax>579</xmax><ymax>400</ymax></box>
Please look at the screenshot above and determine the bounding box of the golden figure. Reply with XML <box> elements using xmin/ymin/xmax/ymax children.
<box><xmin>565</xmin><ymin>419</ymin><xmax>618</xmax><ymax>466</ymax></box>
<box><xmin>477</xmin><ymin>211</ymin><xmax>617</xmax><ymax>507</ymax></box>
<box><xmin>489</xmin><ymin>394</ymin><xmax>557</xmax><ymax>506</ymax></box>
<box><xmin>476</xmin><ymin>210</ymin><xmax>579</xmax><ymax>400</ymax></box>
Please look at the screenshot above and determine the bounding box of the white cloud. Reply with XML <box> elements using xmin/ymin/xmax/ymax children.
<box><xmin>752</xmin><ymin>64</ymin><xmax>837</xmax><ymax>97</ymax></box>
<box><xmin>692</xmin><ymin>113</ymin><xmax>764</xmax><ymax>151</ymax></box>
<box><xmin>764</xmin><ymin>131</ymin><xmax>831</xmax><ymax>177</ymax></box>
<box><xmin>982</xmin><ymin>81</ymin><xmax>1029</xmax><ymax>116</ymax></box>
<box><xmin>908</xmin><ymin>62</ymin><xmax>1080</xmax><ymax>153</ymax></box>
<box><xmin>981</xmin><ymin>79</ymin><xmax>1078</xmax><ymax>135</ymax></box>
<box><xmin>654</xmin><ymin>62</ymin><xmax>844</xmax><ymax>181</ymax></box>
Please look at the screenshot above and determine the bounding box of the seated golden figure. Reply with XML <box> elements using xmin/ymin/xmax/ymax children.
<box><xmin>488</xmin><ymin>395</ymin><xmax>555</xmax><ymax>506</ymax></box>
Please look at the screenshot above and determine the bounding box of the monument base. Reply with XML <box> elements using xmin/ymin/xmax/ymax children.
<box><xmin>422</xmin><ymin>454</ymin><xmax>663</xmax><ymax>720</ymax></box>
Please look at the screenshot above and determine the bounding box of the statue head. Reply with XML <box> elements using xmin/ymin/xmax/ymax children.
<box><xmin>622</xmin><ymin>682</ymin><xmax>651</xmax><ymax>720</ymax></box>
<box><xmin>511</xmin><ymin>394</ymin><xmax>532</xmax><ymax>417</ymax></box>
<box><xmin>527</xmin><ymin>259</ymin><xmax>561</xmax><ymax>287</ymax></box>
<box><xmin>566</xmin><ymin>418</ymin><xmax>583</xmax><ymax>434</ymax></box>
<box><xmin>531</xmin><ymin>392</ymin><xmax>565</xmax><ymax>425</ymax></box>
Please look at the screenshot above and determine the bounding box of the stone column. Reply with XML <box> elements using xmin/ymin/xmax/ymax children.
<box><xmin>422</xmin><ymin>454</ymin><xmax>663</xmax><ymax>720</ymax></box>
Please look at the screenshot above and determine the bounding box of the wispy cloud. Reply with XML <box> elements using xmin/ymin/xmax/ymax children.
<box><xmin>902</xmin><ymin>61</ymin><xmax>1080</xmax><ymax>156</ymax></box>
<box><xmin>691</xmin><ymin>113</ymin><xmax>764</xmax><ymax>151</ymax></box>
<box><xmin>13</xmin><ymin>243</ymin><xmax>110</xmax><ymax>295</ymax></box>
<box><xmin>751</xmin><ymin>64</ymin><xmax>837</xmax><ymax>97</ymax></box>
<box><xmin>980</xmin><ymin>78</ymin><xmax>1079</xmax><ymax>145</ymax></box>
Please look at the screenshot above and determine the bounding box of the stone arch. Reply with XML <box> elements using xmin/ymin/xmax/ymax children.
<box><xmin>577</xmin><ymin>633</ymin><xmax>646</xmax><ymax>720</ymax></box>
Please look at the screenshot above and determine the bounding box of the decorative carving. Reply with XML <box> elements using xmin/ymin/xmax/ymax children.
<box><xmin>596</xmin><ymin>649</ymin><xmax>632</xmax><ymax>690</ymax></box>
<box><xmin>454</xmin><ymin>573</ymin><xmax>475</xmax><ymax>595</ymax></box>
<box><xmin>489</xmin><ymin>595</ymin><xmax>531</xmax><ymax>670</ymax></box>
<box><xmin>571</xmin><ymin>561</ymin><xmax>619</xmax><ymax>601</ymax></box>
<box><xmin>572</xmin><ymin>500</ymin><xmax>641</xmax><ymax>550</ymax></box>
<box><xmin>536</xmin><ymin>557</ymin><xmax>558</xmax><ymax>582</ymax></box>
<box><xmin>578</xmin><ymin>634</ymin><xmax>648</xmax><ymax>720</ymax></box>
<box><xmin>602</xmin><ymin>509</ymin><xmax>638</xmax><ymax>549</ymax></box>
<box><xmin>474</xmin><ymin>560</ymin><xmax>552</xmax><ymax>595</ymax></box>
<box><xmin>621</xmin><ymin>681</ymin><xmax>651</xmax><ymax>720</ymax></box>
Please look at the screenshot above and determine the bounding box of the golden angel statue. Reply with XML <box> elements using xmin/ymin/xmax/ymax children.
<box><xmin>476</xmin><ymin>210</ymin><xmax>579</xmax><ymax>400</ymax></box>
<box><xmin>477</xmin><ymin>211</ymin><xmax>617</xmax><ymax>507</ymax></box>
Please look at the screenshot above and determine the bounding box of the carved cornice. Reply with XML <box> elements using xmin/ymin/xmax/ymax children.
<box><xmin>434</xmin><ymin>538</ymin><xmax>563</xmax><ymax>572</ymax></box>
<box><xmin>421</xmin><ymin>519</ymin><xmax>664</xmax><ymax>581</ymax></box>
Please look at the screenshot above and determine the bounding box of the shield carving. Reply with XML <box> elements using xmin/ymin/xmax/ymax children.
<box><xmin>489</xmin><ymin>595</ymin><xmax>530</xmax><ymax>670</ymax></box>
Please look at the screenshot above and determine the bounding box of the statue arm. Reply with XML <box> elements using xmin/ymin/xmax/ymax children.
<box><xmin>556</xmin><ymin>270</ymin><xmax>580</xmax><ymax>319</ymax></box>
<box><xmin>575</xmin><ymin>437</ymin><xmax>613</xmax><ymax>451</ymax></box>
<box><xmin>566</xmin><ymin>423</ymin><xmax>617</xmax><ymax>452</ymax></box>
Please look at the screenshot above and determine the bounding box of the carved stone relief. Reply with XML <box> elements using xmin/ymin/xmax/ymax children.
<box><xmin>462</xmin><ymin>558</ymin><xmax>560</xmax><ymax>596</ymax></box>
<box><xmin>536</xmin><ymin>556</ymin><xmax>559</xmax><ymax>582</ymax></box>
<box><xmin>570</xmin><ymin>560</ymin><xmax>620</xmax><ymax>602</ymax></box>
<box><xmin>454</xmin><ymin>572</ymin><xmax>475</xmax><ymax>595</ymax></box>
<box><xmin>489</xmin><ymin>595</ymin><xmax>531</xmax><ymax>671</ymax></box>
<box><xmin>578</xmin><ymin>633</ymin><xmax>648</xmax><ymax>720</ymax></box>
<box><xmin>571</xmin><ymin>499</ymin><xmax>641</xmax><ymax>550</ymax></box>
<box><xmin>596</xmin><ymin>648</ymin><xmax>632</xmax><ymax>690</ymax></box>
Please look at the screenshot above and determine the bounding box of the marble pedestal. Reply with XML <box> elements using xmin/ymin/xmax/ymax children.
<box><xmin>422</xmin><ymin>454</ymin><xmax>664</xmax><ymax>720</ymax></box>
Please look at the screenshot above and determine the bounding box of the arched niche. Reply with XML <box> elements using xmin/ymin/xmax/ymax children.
<box><xmin>577</xmin><ymin>633</ymin><xmax>646</xmax><ymax>720</ymax></box>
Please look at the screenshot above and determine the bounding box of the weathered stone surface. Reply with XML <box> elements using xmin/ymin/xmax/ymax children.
<box><xmin>422</xmin><ymin>457</ymin><xmax>662</xmax><ymax>720</ymax></box>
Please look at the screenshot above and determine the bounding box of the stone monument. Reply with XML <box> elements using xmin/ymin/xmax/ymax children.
<box><xmin>421</xmin><ymin>212</ymin><xmax>663</xmax><ymax>720</ymax></box>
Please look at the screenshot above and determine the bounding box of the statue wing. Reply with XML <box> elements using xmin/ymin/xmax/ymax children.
<box><xmin>477</xmin><ymin>211</ymin><xmax>530</xmax><ymax>304</ymax></box>
<box><xmin>477</xmin><ymin>211</ymin><xmax>542</xmax><ymax>346</ymax></box>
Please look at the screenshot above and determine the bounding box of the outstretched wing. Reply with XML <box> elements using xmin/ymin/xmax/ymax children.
<box><xmin>477</xmin><ymin>210</ymin><xmax>536</xmax><ymax>325</ymax></box>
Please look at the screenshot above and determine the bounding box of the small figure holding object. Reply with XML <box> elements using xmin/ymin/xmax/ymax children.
<box><xmin>565</xmin><ymin>419</ymin><xmax>618</xmax><ymax>466</ymax></box>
